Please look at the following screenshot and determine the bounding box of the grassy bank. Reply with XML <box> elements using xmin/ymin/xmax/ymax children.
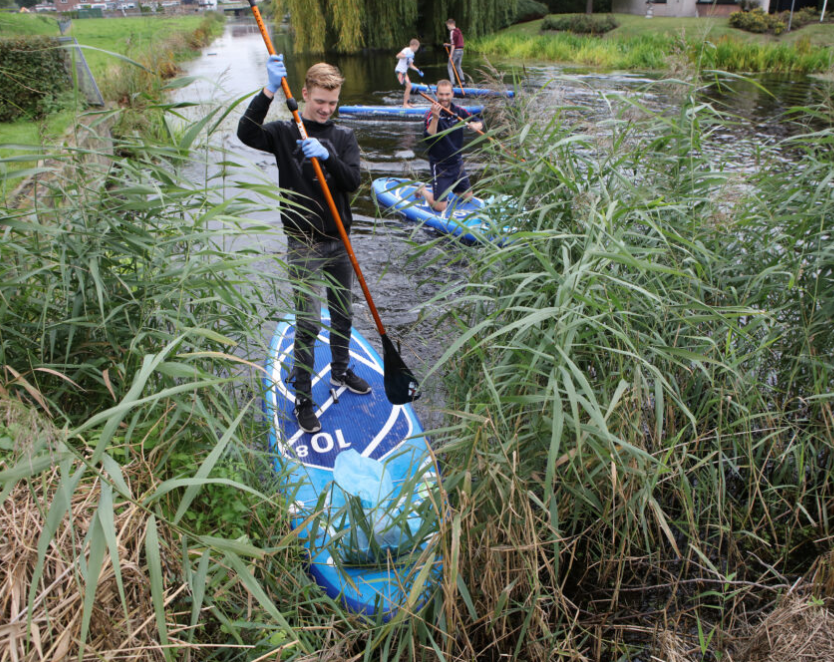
<box><xmin>473</xmin><ymin>13</ymin><xmax>834</xmax><ymax>72</ymax></box>
<box><xmin>0</xmin><ymin>13</ymin><xmax>225</xmax><ymax>87</ymax></box>
<box><xmin>0</xmin><ymin>13</ymin><xmax>224</xmax><ymax>190</ymax></box>
<box><xmin>1</xmin><ymin>71</ymin><xmax>833</xmax><ymax>658</ymax></box>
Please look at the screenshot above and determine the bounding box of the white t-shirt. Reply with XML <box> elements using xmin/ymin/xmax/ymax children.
<box><xmin>395</xmin><ymin>46</ymin><xmax>416</xmax><ymax>74</ymax></box>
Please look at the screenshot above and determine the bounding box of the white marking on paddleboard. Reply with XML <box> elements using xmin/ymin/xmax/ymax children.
<box><xmin>362</xmin><ymin>406</ymin><xmax>412</xmax><ymax>458</ymax></box>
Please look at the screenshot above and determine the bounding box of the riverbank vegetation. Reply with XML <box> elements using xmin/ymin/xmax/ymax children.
<box><xmin>2</xmin><ymin>65</ymin><xmax>832</xmax><ymax>658</ymax></box>
<box><xmin>0</xmin><ymin>13</ymin><xmax>224</xmax><ymax>187</ymax></box>
<box><xmin>406</xmin><ymin>77</ymin><xmax>834</xmax><ymax>658</ymax></box>
<box><xmin>474</xmin><ymin>13</ymin><xmax>834</xmax><ymax>72</ymax></box>
<box><xmin>0</xmin><ymin>13</ymin><xmax>225</xmax><ymax>86</ymax></box>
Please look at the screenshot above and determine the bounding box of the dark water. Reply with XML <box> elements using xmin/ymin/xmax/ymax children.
<box><xmin>175</xmin><ymin>19</ymin><xmax>832</xmax><ymax>422</ymax></box>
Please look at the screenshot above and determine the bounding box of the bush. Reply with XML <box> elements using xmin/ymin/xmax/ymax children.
<box><xmin>730</xmin><ymin>7</ymin><xmax>819</xmax><ymax>35</ymax></box>
<box><xmin>514</xmin><ymin>0</ymin><xmax>549</xmax><ymax>23</ymax></box>
<box><xmin>546</xmin><ymin>0</ymin><xmax>613</xmax><ymax>12</ymax></box>
<box><xmin>542</xmin><ymin>13</ymin><xmax>618</xmax><ymax>34</ymax></box>
<box><xmin>0</xmin><ymin>36</ymin><xmax>69</xmax><ymax>122</ymax></box>
<box><xmin>730</xmin><ymin>8</ymin><xmax>776</xmax><ymax>33</ymax></box>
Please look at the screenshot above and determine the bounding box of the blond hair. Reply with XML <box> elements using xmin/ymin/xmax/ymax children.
<box><xmin>305</xmin><ymin>63</ymin><xmax>344</xmax><ymax>91</ymax></box>
<box><xmin>409</xmin><ymin>38</ymin><xmax>420</xmax><ymax>48</ymax></box>
<box><xmin>436</xmin><ymin>79</ymin><xmax>454</xmax><ymax>90</ymax></box>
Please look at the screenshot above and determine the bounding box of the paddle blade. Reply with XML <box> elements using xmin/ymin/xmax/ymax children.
<box><xmin>382</xmin><ymin>334</ymin><xmax>420</xmax><ymax>405</ymax></box>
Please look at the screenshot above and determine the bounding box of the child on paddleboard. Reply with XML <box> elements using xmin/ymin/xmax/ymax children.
<box><xmin>395</xmin><ymin>38</ymin><xmax>423</xmax><ymax>108</ymax></box>
<box><xmin>237</xmin><ymin>55</ymin><xmax>372</xmax><ymax>434</ymax></box>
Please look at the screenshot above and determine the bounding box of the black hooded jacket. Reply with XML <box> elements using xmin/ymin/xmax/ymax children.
<box><xmin>237</xmin><ymin>90</ymin><xmax>361</xmax><ymax>241</ymax></box>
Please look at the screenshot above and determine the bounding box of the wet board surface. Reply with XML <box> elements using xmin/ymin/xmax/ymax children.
<box><xmin>340</xmin><ymin>104</ymin><xmax>483</xmax><ymax>119</ymax></box>
<box><xmin>410</xmin><ymin>82</ymin><xmax>515</xmax><ymax>98</ymax></box>
<box><xmin>372</xmin><ymin>176</ymin><xmax>511</xmax><ymax>245</ymax></box>
<box><xmin>264</xmin><ymin>311</ymin><xmax>439</xmax><ymax>618</ymax></box>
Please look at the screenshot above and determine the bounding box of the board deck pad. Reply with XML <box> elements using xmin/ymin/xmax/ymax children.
<box><xmin>372</xmin><ymin>176</ymin><xmax>513</xmax><ymax>245</ymax></box>
<box><xmin>264</xmin><ymin>311</ymin><xmax>439</xmax><ymax>618</ymax></box>
<box><xmin>340</xmin><ymin>104</ymin><xmax>483</xmax><ymax>120</ymax></box>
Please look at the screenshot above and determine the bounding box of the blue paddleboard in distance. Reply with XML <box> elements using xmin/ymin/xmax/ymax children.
<box><xmin>410</xmin><ymin>82</ymin><xmax>515</xmax><ymax>98</ymax></box>
<box><xmin>340</xmin><ymin>104</ymin><xmax>483</xmax><ymax>120</ymax></box>
<box><xmin>371</xmin><ymin>176</ymin><xmax>513</xmax><ymax>245</ymax></box>
<box><xmin>264</xmin><ymin>311</ymin><xmax>440</xmax><ymax>618</ymax></box>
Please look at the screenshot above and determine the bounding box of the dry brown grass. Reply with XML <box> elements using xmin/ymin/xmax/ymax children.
<box><xmin>733</xmin><ymin>591</ymin><xmax>834</xmax><ymax>662</ymax></box>
<box><xmin>0</xmin><ymin>398</ymin><xmax>184</xmax><ymax>662</ymax></box>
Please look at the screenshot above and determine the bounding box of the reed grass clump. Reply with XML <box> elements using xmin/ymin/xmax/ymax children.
<box><xmin>94</xmin><ymin>13</ymin><xmax>225</xmax><ymax>136</ymax></box>
<box><xmin>472</xmin><ymin>30</ymin><xmax>834</xmax><ymax>72</ymax></box>
<box><xmin>406</xmin><ymin>80</ymin><xmax>834</xmax><ymax>658</ymax></box>
<box><xmin>0</xmin><ymin>101</ymin><xmax>329</xmax><ymax>657</ymax></box>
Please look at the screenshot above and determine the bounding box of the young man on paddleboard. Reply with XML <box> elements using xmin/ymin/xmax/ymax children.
<box><xmin>419</xmin><ymin>79</ymin><xmax>483</xmax><ymax>213</ymax></box>
<box><xmin>237</xmin><ymin>54</ymin><xmax>371</xmax><ymax>434</ymax></box>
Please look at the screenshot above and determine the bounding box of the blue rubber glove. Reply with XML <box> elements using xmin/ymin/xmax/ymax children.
<box><xmin>297</xmin><ymin>138</ymin><xmax>329</xmax><ymax>161</ymax></box>
<box><xmin>266</xmin><ymin>54</ymin><xmax>287</xmax><ymax>94</ymax></box>
<box><xmin>417</xmin><ymin>69</ymin><xmax>424</xmax><ymax>77</ymax></box>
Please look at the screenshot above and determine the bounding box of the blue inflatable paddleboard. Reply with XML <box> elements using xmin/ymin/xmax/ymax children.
<box><xmin>264</xmin><ymin>310</ymin><xmax>440</xmax><ymax>619</ymax></box>
<box><xmin>371</xmin><ymin>176</ymin><xmax>513</xmax><ymax>245</ymax></box>
<box><xmin>410</xmin><ymin>82</ymin><xmax>515</xmax><ymax>98</ymax></box>
<box><xmin>340</xmin><ymin>104</ymin><xmax>483</xmax><ymax>119</ymax></box>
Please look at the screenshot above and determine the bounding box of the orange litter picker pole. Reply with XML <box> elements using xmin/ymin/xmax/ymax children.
<box><xmin>416</xmin><ymin>90</ymin><xmax>524</xmax><ymax>162</ymax></box>
<box><xmin>443</xmin><ymin>44</ymin><xmax>466</xmax><ymax>96</ymax></box>
<box><xmin>246</xmin><ymin>0</ymin><xmax>420</xmax><ymax>405</ymax></box>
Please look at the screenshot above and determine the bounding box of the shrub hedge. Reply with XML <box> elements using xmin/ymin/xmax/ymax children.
<box><xmin>514</xmin><ymin>0</ymin><xmax>550</xmax><ymax>23</ymax></box>
<box><xmin>729</xmin><ymin>6</ymin><xmax>821</xmax><ymax>35</ymax></box>
<box><xmin>542</xmin><ymin>13</ymin><xmax>619</xmax><ymax>34</ymax></box>
<box><xmin>0</xmin><ymin>36</ymin><xmax>69</xmax><ymax>122</ymax></box>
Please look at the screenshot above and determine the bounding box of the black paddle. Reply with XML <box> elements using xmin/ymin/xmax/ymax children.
<box><xmin>247</xmin><ymin>0</ymin><xmax>420</xmax><ymax>405</ymax></box>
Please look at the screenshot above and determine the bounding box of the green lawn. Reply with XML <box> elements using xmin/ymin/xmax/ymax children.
<box><xmin>0</xmin><ymin>14</ymin><xmax>211</xmax><ymax>79</ymax></box>
<box><xmin>0</xmin><ymin>109</ymin><xmax>76</xmax><ymax>200</ymax></box>
<box><xmin>69</xmin><ymin>15</ymin><xmax>210</xmax><ymax>78</ymax></box>
<box><xmin>0</xmin><ymin>13</ymin><xmax>61</xmax><ymax>36</ymax></box>
<box><xmin>502</xmin><ymin>13</ymin><xmax>834</xmax><ymax>48</ymax></box>
<box><xmin>1</xmin><ymin>14</ymin><xmax>220</xmax><ymax>193</ymax></box>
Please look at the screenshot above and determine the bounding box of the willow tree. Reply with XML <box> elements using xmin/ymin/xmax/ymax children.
<box><xmin>425</xmin><ymin>0</ymin><xmax>517</xmax><ymax>40</ymax></box>
<box><xmin>273</xmin><ymin>0</ymin><xmax>364</xmax><ymax>52</ymax></box>
<box><xmin>273</xmin><ymin>0</ymin><xmax>515</xmax><ymax>52</ymax></box>
<box><xmin>362</xmin><ymin>0</ymin><xmax>418</xmax><ymax>50</ymax></box>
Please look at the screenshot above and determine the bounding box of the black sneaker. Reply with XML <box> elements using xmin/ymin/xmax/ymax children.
<box><xmin>330</xmin><ymin>369</ymin><xmax>371</xmax><ymax>395</ymax></box>
<box><xmin>293</xmin><ymin>397</ymin><xmax>321</xmax><ymax>433</ymax></box>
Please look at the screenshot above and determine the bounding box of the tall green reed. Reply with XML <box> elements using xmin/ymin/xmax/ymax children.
<box><xmin>0</xmin><ymin>96</ymin><xmax>346</xmax><ymax>657</ymax></box>
<box><xmin>472</xmin><ymin>30</ymin><xmax>834</xmax><ymax>72</ymax></box>
<box><xmin>399</xmin><ymin>78</ymin><xmax>834</xmax><ymax>659</ymax></box>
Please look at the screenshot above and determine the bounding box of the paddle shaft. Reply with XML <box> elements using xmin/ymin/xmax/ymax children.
<box><xmin>247</xmin><ymin>0</ymin><xmax>387</xmax><ymax>338</ymax></box>
<box><xmin>416</xmin><ymin>90</ymin><xmax>524</xmax><ymax>162</ymax></box>
<box><xmin>443</xmin><ymin>44</ymin><xmax>466</xmax><ymax>96</ymax></box>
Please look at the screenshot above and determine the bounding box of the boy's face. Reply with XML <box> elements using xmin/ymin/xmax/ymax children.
<box><xmin>301</xmin><ymin>85</ymin><xmax>340</xmax><ymax>123</ymax></box>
